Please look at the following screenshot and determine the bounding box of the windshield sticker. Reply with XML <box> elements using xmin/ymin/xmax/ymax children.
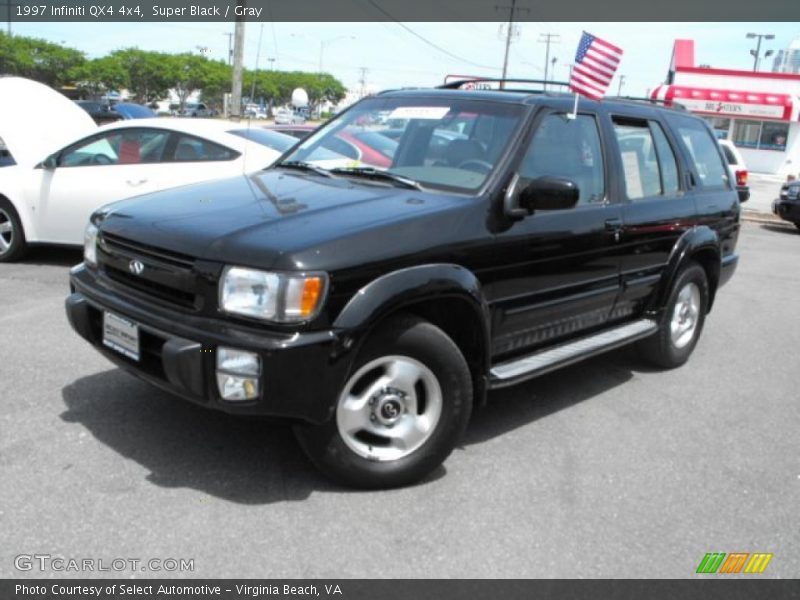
<box><xmin>388</xmin><ymin>106</ymin><xmax>451</xmax><ymax>120</ymax></box>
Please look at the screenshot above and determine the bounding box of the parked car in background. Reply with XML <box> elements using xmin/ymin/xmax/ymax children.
<box><xmin>274</xmin><ymin>107</ymin><xmax>306</xmax><ymax>125</ymax></box>
<box><xmin>267</xmin><ymin>124</ymin><xmax>397</xmax><ymax>167</ymax></box>
<box><xmin>112</xmin><ymin>103</ymin><xmax>157</xmax><ymax>120</ymax></box>
<box><xmin>718</xmin><ymin>139</ymin><xmax>749</xmax><ymax>203</ymax></box>
<box><xmin>0</xmin><ymin>107</ymin><xmax>286</xmax><ymax>260</ymax></box>
<box><xmin>75</xmin><ymin>100</ymin><xmax>122</xmax><ymax>125</ymax></box>
<box><xmin>76</xmin><ymin>101</ymin><xmax>156</xmax><ymax>125</ymax></box>
<box><xmin>182</xmin><ymin>102</ymin><xmax>215</xmax><ymax>118</ymax></box>
<box><xmin>773</xmin><ymin>179</ymin><xmax>800</xmax><ymax>230</ymax></box>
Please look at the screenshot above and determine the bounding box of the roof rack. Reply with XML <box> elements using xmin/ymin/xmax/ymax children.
<box><xmin>605</xmin><ymin>96</ymin><xmax>687</xmax><ymax>110</ymax></box>
<box><xmin>438</xmin><ymin>78</ymin><xmax>572</xmax><ymax>92</ymax></box>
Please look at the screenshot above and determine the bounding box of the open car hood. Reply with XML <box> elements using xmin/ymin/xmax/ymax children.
<box><xmin>0</xmin><ymin>77</ymin><xmax>97</xmax><ymax>167</ymax></box>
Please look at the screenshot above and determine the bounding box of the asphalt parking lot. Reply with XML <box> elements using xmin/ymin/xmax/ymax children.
<box><xmin>1</xmin><ymin>221</ymin><xmax>798</xmax><ymax>579</ymax></box>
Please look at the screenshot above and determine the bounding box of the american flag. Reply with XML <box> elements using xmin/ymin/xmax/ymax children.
<box><xmin>569</xmin><ymin>31</ymin><xmax>623</xmax><ymax>100</ymax></box>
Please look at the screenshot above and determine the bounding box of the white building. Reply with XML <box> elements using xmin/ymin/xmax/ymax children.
<box><xmin>652</xmin><ymin>39</ymin><xmax>800</xmax><ymax>176</ymax></box>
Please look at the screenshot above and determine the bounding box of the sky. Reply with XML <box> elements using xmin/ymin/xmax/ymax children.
<box><xmin>9</xmin><ymin>21</ymin><xmax>800</xmax><ymax>97</ymax></box>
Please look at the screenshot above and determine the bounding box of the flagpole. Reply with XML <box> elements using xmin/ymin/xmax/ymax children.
<box><xmin>567</xmin><ymin>91</ymin><xmax>579</xmax><ymax>120</ymax></box>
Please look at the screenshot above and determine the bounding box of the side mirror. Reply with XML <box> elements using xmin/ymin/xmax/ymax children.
<box><xmin>519</xmin><ymin>176</ymin><xmax>580</xmax><ymax>213</ymax></box>
<box><xmin>42</xmin><ymin>154</ymin><xmax>58</xmax><ymax>170</ymax></box>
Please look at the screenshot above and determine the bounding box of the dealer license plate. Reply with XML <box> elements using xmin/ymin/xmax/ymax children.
<box><xmin>102</xmin><ymin>312</ymin><xmax>140</xmax><ymax>361</ymax></box>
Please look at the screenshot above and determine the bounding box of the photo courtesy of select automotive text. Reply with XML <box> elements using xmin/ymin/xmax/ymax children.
<box><xmin>1</xmin><ymin>0</ymin><xmax>799</xmax><ymax>597</ymax></box>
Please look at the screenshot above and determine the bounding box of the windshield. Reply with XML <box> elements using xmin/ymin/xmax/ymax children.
<box><xmin>280</xmin><ymin>96</ymin><xmax>525</xmax><ymax>192</ymax></box>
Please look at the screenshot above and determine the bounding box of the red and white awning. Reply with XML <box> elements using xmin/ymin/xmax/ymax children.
<box><xmin>651</xmin><ymin>85</ymin><xmax>797</xmax><ymax>121</ymax></box>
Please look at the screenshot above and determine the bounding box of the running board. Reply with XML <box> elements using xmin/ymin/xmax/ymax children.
<box><xmin>489</xmin><ymin>319</ymin><xmax>658</xmax><ymax>388</ymax></box>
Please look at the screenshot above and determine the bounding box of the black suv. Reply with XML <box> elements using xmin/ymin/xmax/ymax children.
<box><xmin>773</xmin><ymin>179</ymin><xmax>800</xmax><ymax>229</ymax></box>
<box><xmin>66</xmin><ymin>80</ymin><xmax>740</xmax><ymax>488</ymax></box>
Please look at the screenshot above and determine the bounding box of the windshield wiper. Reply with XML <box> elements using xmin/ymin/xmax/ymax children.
<box><xmin>329</xmin><ymin>167</ymin><xmax>423</xmax><ymax>190</ymax></box>
<box><xmin>275</xmin><ymin>160</ymin><xmax>334</xmax><ymax>178</ymax></box>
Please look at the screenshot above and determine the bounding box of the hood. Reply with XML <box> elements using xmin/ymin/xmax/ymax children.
<box><xmin>0</xmin><ymin>77</ymin><xmax>97</xmax><ymax>167</ymax></box>
<box><xmin>98</xmin><ymin>170</ymin><xmax>476</xmax><ymax>271</ymax></box>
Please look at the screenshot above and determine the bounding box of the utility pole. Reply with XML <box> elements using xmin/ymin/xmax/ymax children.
<box><xmin>747</xmin><ymin>32</ymin><xmax>775</xmax><ymax>71</ymax></box>
<box><xmin>230</xmin><ymin>3</ymin><xmax>245</xmax><ymax>118</ymax></box>
<box><xmin>223</xmin><ymin>32</ymin><xmax>233</xmax><ymax>66</ymax></box>
<box><xmin>617</xmin><ymin>74</ymin><xmax>626</xmax><ymax>96</ymax></box>
<box><xmin>495</xmin><ymin>0</ymin><xmax>529</xmax><ymax>88</ymax></box>
<box><xmin>539</xmin><ymin>33</ymin><xmax>560</xmax><ymax>90</ymax></box>
<box><xmin>358</xmin><ymin>67</ymin><xmax>368</xmax><ymax>98</ymax></box>
<box><xmin>249</xmin><ymin>23</ymin><xmax>264</xmax><ymax>106</ymax></box>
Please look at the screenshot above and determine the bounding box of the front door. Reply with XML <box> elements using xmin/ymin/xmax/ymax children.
<box><xmin>488</xmin><ymin>110</ymin><xmax>623</xmax><ymax>359</ymax></box>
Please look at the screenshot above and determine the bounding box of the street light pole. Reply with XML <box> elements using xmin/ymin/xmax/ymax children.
<box><xmin>747</xmin><ymin>32</ymin><xmax>775</xmax><ymax>71</ymax></box>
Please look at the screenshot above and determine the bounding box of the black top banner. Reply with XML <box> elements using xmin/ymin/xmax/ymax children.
<box><xmin>3</xmin><ymin>580</ymin><xmax>800</xmax><ymax>600</ymax></box>
<box><xmin>2</xmin><ymin>0</ymin><xmax>800</xmax><ymax>22</ymax></box>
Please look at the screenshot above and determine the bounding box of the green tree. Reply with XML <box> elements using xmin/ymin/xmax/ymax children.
<box><xmin>68</xmin><ymin>56</ymin><xmax>128</xmax><ymax>99</ymax></box>
<box><xmin>0</xmin><ymin>31</ymin><xmax>85</xmax><ymax>87</ymax></box>
<box><xmin>109</xmin><ymin>48</ymin><xmax>172</xmax><ymax>102</ymax></box>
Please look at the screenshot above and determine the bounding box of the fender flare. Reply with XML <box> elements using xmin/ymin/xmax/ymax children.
<box><xmin>333</xmin><ymin>263</ymin><xmax>492</xmax><ymax>370</ymax></box>
<box><xmin>647</xmin><ymin>225</ymin><xmax>721</xmax><ymax>315</ymax></box>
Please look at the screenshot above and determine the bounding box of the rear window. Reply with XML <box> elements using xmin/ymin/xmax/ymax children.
<box><xmin>720</xmin><ymin>144</ymin><xmax>737</xmax><ymax>166</ymax></box>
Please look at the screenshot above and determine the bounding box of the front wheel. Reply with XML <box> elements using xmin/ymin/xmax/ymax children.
<box><xmin>294</xmin><ymin>314</ymin><xmax>473</xmax><ymax>489</ymax></box>
<box><xmin>0</xmin><ymin>199</ymin><xmax>28</xmax><ymax>262</ymax></box>
<box><xmin>639</xmin><ymin>261</ymin><xmax>709</xmax><ymax>369</ymax></box>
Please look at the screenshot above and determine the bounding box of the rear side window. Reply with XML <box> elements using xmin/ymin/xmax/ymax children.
<box><xmin>612</xmin><ymin>118</ymin><xmax>679</xmax><ymax>200</ymax></box>
<box><xmin>671</xmin><ymin>116</ymin><xmax>729</xmax><ymax>188</ymax></box>
<box><xmin>170</xmin><ymin>134</ymin><xmax>238</xmax><ymax>162</ymax></box>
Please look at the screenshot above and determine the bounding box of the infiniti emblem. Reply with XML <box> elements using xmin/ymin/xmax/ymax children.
<box><xmin>128</xmin><ymin>260</ymin><xmax>145</xmax><ymax>276</ymax></box>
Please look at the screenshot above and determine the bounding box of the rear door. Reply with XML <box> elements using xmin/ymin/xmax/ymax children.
<box><xmin>606</xmin><ymin>112</ymin><xmax>696</xmax><ymax>320</ymax></box>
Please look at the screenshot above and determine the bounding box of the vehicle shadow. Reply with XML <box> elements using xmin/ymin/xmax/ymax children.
<box><xmin>20</xmin><ymin>246</ymin><xmax>83</xmax><ymax>267</ymax></box>
<box><xmin>759</xmin><ymin>223</ymin><xmax>799</xmax><ymax>235</ymax></box>
<box><xmin>61</xmin><ymin>346</ymin><xmax>645</xmax><ymax>503</ymax></box>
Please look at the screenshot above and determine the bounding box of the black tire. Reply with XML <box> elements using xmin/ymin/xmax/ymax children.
<box><xmin>639</xmin><ymin>261</ymin><xmax>709</xmax><ymax>369</ymax></box>
<box><xmin>0</xmin><ymin>198</ymin><xmax>28</xmax><ymax>263</ymax></box>
<box><xmin>794</xmin><ymin>223</ymin><xmax>800</xmax><ymax>231</ymax></box>
<box><xmin>294</xmin><ymin>314</ymin><xmax>473</xmax><ymax>489</ymax></box>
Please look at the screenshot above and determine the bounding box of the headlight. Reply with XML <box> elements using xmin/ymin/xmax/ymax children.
<box><xmin>220</xmin><ymin>266</ymin><xmax>327</xmax><ymax>323</ymax></box>
<box><xmin>84</xmin><ymin>223</ymin><xmax>98</xmax><ymax>267</ymax></box>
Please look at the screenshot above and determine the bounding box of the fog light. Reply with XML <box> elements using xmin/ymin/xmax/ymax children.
<box><xmin>216</xmin><ymin>347</ymin><xmax>261</xmax><ymax>401</ymax></box>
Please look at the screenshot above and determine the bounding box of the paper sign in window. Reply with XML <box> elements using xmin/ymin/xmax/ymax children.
<box><xmin>388</xmin><ymin>106</ymin><xmax>451</xmax><ymax>120</ymax></box>
<box><xmin>621</xmin><ymin>151</ymin><xmax>644</xmax><ymax>199</ymax></box>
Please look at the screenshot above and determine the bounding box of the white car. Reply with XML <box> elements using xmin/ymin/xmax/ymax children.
<box><xmin>274</xmin><ymin>107</ymin><xmax>306</xmax><ymax>125</ymax></box>
<box><xmin>0</xmin><ymin>77</ymin><xmax>290</xmax><ymax>261</ymax></box>
<box><xmin>718</xmin><ymin>139</ymin><xmax>749</xmax><ymax>203</ymax></box>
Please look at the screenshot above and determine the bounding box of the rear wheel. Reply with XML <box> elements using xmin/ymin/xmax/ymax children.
<box><xmin>0</xmin><ymin>199</ymin><xmax>27</xmax><ymax>262</ymax></box>
<box><xmin>294</xmin><ymin>314</ymin><xmax>473</xmax><ymax>489</ymax></box>
<box><xmin>794</xmin><ymin>223</ymin><xmax>800</xmax><ymax>231</ymax></box>
<box><xmin>639</xmin><ymin>262</ymin><xmax>708</xmax><ymax>369</ymax></box>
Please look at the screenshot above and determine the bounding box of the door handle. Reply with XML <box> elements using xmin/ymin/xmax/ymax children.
<box><xmin>605</xmin><ymin>218</ymin><xmax>623</xmax><ymax>242</ymax></box>
<box><xmin>126</xmin><ymin>179</ymin><xmax>147</xmax><ymax>186</ymax></box>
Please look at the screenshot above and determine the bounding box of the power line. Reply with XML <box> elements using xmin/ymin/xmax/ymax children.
<box><xmin>364</xmin><ymin>0</ymin><xmax>501</xmax><ymax>71</ymax></box>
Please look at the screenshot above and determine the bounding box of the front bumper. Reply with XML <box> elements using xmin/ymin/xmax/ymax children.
<box><xmin>67</xmin><ymin>264</ymin><xmax>352</xmax><ymax>423</ymax></box>
<box><xmin>773</xmin><ymin>197</ymin><xmax>800</xmax><ymax>224</ymax></box>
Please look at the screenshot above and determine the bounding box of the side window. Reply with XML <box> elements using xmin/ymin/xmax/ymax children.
<box><xmin>519</xmin><ymin>114</ymin><xmax>605</xmax><ymax>205</ymax></box>
<box><xmin>671</xmin><ymin>116</ymin><xmax>729</xmax><ymax>188</ymax></box>
<box><xmin>171</xmin><ymin>134</ymin><xmax>238</xmax><ymax>162</ymax></box>
<box><xmin>60</xmin><ymin>130</ymin><xmax>169</xmax><ymax>167</ymax></box>
<box><xmin>612</xmin><ymin>118</ymin><xmax>680</xmax><ymax>200</ymax></box>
